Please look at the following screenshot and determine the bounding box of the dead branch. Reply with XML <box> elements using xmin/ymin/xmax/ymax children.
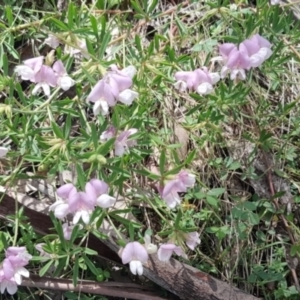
<box><xmin>21</xmin><ymin>275</ymin><xmax>167</xmax><ymax>300</ymax></box>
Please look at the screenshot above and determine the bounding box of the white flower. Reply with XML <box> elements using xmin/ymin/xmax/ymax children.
<box><xmin>129</xmin><ymin>260</ymin><xmax>143</xmax><ymax>275</ymax></box>
<box><xmin>121</xmin><ymin>242</ymin><xmax>149</xmax><ymax>276</ymax></box>
<box><xmin>117</xmin><ymin>89</ymin><xmax>139</xmax><ymax>105</ymax></box>
<box><xmin>185</xmin><ymin>232</ymin><xmax>201</xmax><ymax>250</ymax></box>
<box><xmin>93</xmin><ymin>100</ymin><xmax>109</xmax><ymax>116</ymax></box>
<box><xmin>157</xmin><ymin>243</ymin><xmax>183</xmax><ymax>262</ymax></box>
<box><xmin>44</xmin><ymin>34</ymin><xmax>60</xmax><ymax>48</ymax></box>
<box><xmin>52</xmin><ymin>60</ymin><xmax>75</xmax><ymax>91</ymax></box>
<box><xmin>49</xmin><ymin>200</ymin><xmax>69</xmax><ymax>219</ymax></box>
<box><xmin>0</xmin><ymin>147</ymin><xmax>8</xmax><ymax>158</ymax></box>
<box><xmin>121</xmin><ymin>66</ymin><xmax>137</xmax><ymax>78</ymax></box>
<box><xmin>96</xmin><ymin>194</ymin><xmax>116</xmax><ymax>208</ymax></box>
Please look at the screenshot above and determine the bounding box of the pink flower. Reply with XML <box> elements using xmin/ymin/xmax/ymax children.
<box><xmin>100</xmin><ymin>126</ymin><xmax>116</xmax><ymax>142</ymax></box>
<box><xmin>121</xmin><ymin>242</ymin><xmax>148</xmax><ymax>275</ymax></box>
<box><xmin>115</xmin><ymin>128</ymin><xmax>138</xmax><ymax>156</ymax></box>
<box><xmin>15</xmin><ymin>56</ymin><xmax>44</xmax><ymax>81</ymax></box>
<box><xmin>0</xmin><ymin>147</ymin><xmax>8</xmax><ymax>158</ymax></box>
<box><xmin>87</xmin><ymin>179</ymin><xmax>116</xmax><ymax>209</ymax></box>
<box><xmin>68</xmin><ymin>190</ymin><xmax>96</xmax><ymax>225</ymax></box>
<box><xmin>0</xmin><ymin>246</ymin><xmax>31</xmax><ymax>295</ymax></box>
<box><xmin>217</xmin><ymin>34</ymin><xmax>272</xmax><ymax>80</ymax></box>
<box><xmin>177</xmin><ymin>170</ymin><xmax>196</xmax><ymax>187</ymax></box>
<box><xmin>87</xmin><ymin>65</ymin><xmax>138</xmax><ymax>116</ymax></box>
<box><xmin>50</xmin><ymin>183</ymin><xmax>77</xmax><ymax>219</ymax></box>
<box><xmin>44</xmin><ymin>34</ymin><xmax>60</xmax><ymax>49</ymax></box>
<box><xmin>62</xmin><ymin>223</ymin><xmax>75</xmax><ymax>240</ymax></box>
<box><xmin>239</xmin><ymin>34</ymin><xmax>272</xmax><ymax>68</ymax></box>
<box><xmin>185</xmin><ymin>232</ymin><xmax>201</xmax><ymax>250</ymax></box>
<box><xmin>174</xmin><ymin>67</ymin><xmax>219</xmax><ymax>95</ymax></box>
<box><xmin>31</xmin><ymin>65</ymin><xmax>57</xmax><ymax>96</ymax></box>
<box><xmin>218</xmin><ymin>44</ymin><xmax>251</xmax><ymax>80</ymax></box>
<box><xmin>157</xmin><ymin>243</ymin><xmax>183</xmax><ymax>262</ymax></box>
<box><xmin>52</xmin><ymin>60</ymin><xmax>75</xmax><ymax>91</ymax></box>
<box><xmin>160</xmin><ymin>180</ymin><xmax>184</xmax><ymax>209</ymax></box>
<box><xmin>160</xmin><ymin>171</ymin><xmax>195</xmax><ymax>209</ymax></box>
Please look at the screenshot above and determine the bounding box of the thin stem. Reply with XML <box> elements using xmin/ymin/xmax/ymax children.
<box><xmin>33</xmin><ymin>88</ymin><xmax>61</xmax><ymax>112</ymax></box>
<box><xmin>106</xmin><ymin>213</ymin><xmax>123</xmax><ymax>240</ymax></box>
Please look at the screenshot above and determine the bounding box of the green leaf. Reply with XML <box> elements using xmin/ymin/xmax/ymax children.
<box><xmin>63</xmin><ymin>114</ymin><xmax>72</xmax><ymax>138</ymax></box>
<box><xmin>207</xmin><ymin>188</ymin><xmax>225</xmax><ymax>197</ymax></box>
<box><xmin>70</xmin><ymin>224</ymin><xmax>80</xmax><ymax>244</ymax></box>
<box><xmin>191</xmin><ymin>39</ymin><xmax>218</xmax><ymax>53</ymax></box>
<box><xmin>243</xmin><ymin>201</ymin><xmax>256</xmax><ymax>211</ymax></box>
<box><xmin>206</xmin><ymin>195</ymin><xmax>219</xmax><ymax>207</ymax></box>
<box><xmin>39</xmin><ymin>260</ymin><xmax>54</xmax><ymax>277</ymax></box>
<box><xmin>159</xmin><ymin>150</ymin><xmax>166</xmax><ymax>175</ymax></box>
<box><xmin>174</xmin><ymin>210</ymin><xmax>182</xmax><ymax>228</ymax></box>
<box><xmin>129</xmin><ymin>222</ymin><xmax>135</xmax><ymax>241</ymax></box>
<box><xmin>51</xmin><ymin>121</ymin><xmax>64</xmax><ymax>139</ymax></box>
<box><xmin>67</xmin><ymin>3</ymin><xmax>75</xmax><ymax>28</ymax></box>
<box><xmin>84</xmin><ymin>247</ymin><xmax>98</xmax><ymax>256</ymax></box>
<box><xmin>147</xmin><ymin>0</ymin><xmax>158</xmax><ymax>13</ymax></box>
<box><xmin>53</xmin><ymin>256</ymin><xmax>67</xmax><ymax>277</ymax></box>
<box><xmin>83</xmin><ymin>254</ymin><xmax>99</xmax><ymax>276</ymax></box>
<box><xmin>134</xmin><ymin>35</ymin><xmax>142</xmax><ymax>54</ymax></box>
<box><xmin>75</xmin><ymin>163</ymin><xmax>85</xmax><ymax>190</ymax></box>
<box><xmin>50</xmin><ymin>18</ymin><xmax>70</xmax><ymax>30</ymax></box>
<box><xmin>5</xmin><ymin>6</ymin><xmax>13</xmax><ymax>26</ymax></box>
<box><xmin>99</xmin><ymin>31</ymin><xmax>111</xmax><ymax>59</ymax></box>
<box><xmin>130</xmin><ymin>0</ymin><xmax>145</xmax><ymax>14</ymax></box>
<box><xmin>184</xmin><ymin>149</ymin><xmax>196</xmax><ymax>165</ymax></box>
<box><xmin>90</xmin><ymin>15</ymin><xmax>98</xmax><ymax>38</ymax></box>
<box><xmin>164</xmin><ymin>165</ymin><xmax>183</xmax><ymax>176</ymax></box>
<box><xmin>248</xmin><ymin>212</ymin><xmax>260</xmax><ymax>225</ymax></box>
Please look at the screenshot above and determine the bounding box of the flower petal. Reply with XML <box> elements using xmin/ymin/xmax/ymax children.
<box><xmin>96</xmin><ymin>194</ymin><xmax>116</xmax><ymax>208</ymax></box>
<box><xmin>0</xmin><ymin>147</ymin><xmax>8</xmax><ymax>158</ymax></box>
<box><xmin>117</xmin><ymin>89</ymin><xmax>138</xmax><ymax>105</ymax></box>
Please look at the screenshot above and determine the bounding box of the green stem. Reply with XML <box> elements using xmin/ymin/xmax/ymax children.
<box><xmin>106</xmin><ymin>213</ymin><xmax>123</xmax><ymax>240</ymax></box>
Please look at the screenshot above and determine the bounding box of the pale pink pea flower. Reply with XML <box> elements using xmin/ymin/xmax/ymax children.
<box><xmin>185</xmin><ymin>232</ymin><xmax>201</xmax><ymax>250</ymax></box>
<box><xmin>15</xmin><ymin>56</ymin><xmax>44</xmax><ymax>81</ymax></box>
<box><xmin>218</xmin><ymin>44</ymin><xmax>251</xmax><ymax>80</ymax></box>
<box><xmin>31</xmin><ymin>65</ymin><xmax>57</xmax><ymax>96</ymax></box>
<box><xmin>62</xmin><ymin>223</ymin><xmax>75</xmax><ymax>240</ymax></box>
<box><xmin>44</xmin><ymin>34</ymin><xmax>60</xmax><ymax>49</ymax></box>
<box><xmin>217</xmin><ymin>34</ymin><xmax>272</xmax><ymax>80</ymax></box>
<box><xmin>68</xmin><ymin>190</ymin><xmax>96</xmax><ymax>225</ymax></box>
<box><xmin>52</xmin><ymin>60</ymin><xmax>75</xmax><ymax>91</ymax></box>
<box><xmin>87</xmin><ymin>65</ymin><xmax>138</xmax><ymax>116</ymax></box>
<box><xmin>0</xmin><ymin>246</ymin><xmax>31</xmax><ymax>295</ymax></box>
<box><xmin>239</xmin><ymin>34</ymin><xmax>272</xmax><ymax>68</ymax></box>
<box><xmin>49</xmin><ymin>183</ymin><xmax>77</xmax><ymax>220</ymax></box>
<box><xmin>174</xmin><ymin>67</ymin><xmax>220</xmax><ymax>95</ymax></box>
<box><xmin>100</xmin><ymin>126</ymin><xmax>116</xmax><ymax>142</ymax></box>
<box><xmin>121</xmin><ymin>242</ymin><xmax>149</xmax><ymax>275</ymax></box>
<box><xmin>87</xmin><ymin>179</ymin><xmax>116</xmax><ymax>209</ymax></box>
<box><xmin>115</xmin><ymin>128</ymin><xmax>138</xmax><ymax>156</ymax></box>
<box><xmin>157</xmin><ymin>243</ymin><xmax>183</xmax><ymax>262</ymax></box>
<box><xmin>160</xmin><ymin>171</ymin><xmax>195</xmax><ymax>209</ymax></box>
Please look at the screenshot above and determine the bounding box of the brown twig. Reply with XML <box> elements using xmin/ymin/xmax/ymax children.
<box><xmin>21</xmin><ymin>275</ymin><xmax>167</xmax><ymax>300</ymax></box>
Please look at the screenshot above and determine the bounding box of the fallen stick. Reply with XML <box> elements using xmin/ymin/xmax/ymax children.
<box><xmin>21</xmin><ymin>275</ymin><xmax>167</xmax><ymax>300</ymax></box>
